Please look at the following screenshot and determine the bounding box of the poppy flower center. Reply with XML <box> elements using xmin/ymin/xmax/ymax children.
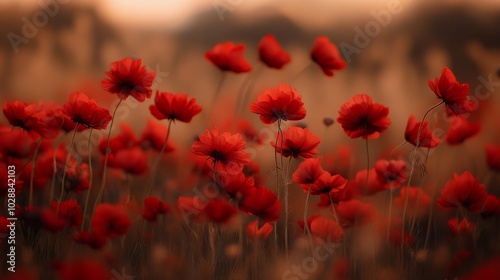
<box><xmin>210</xmin><ymin>150</ymin><xmax>227</xmax><ymax>164</ymax></box>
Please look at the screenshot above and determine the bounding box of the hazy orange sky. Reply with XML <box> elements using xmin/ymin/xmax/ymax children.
<box><xmin>2</xmin><ymin>0</ymin><xmax>499</xmax><ymax>31</ymax></box>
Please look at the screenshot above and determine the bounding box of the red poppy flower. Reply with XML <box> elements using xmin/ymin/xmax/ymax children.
<box><xmin>57</xmin><ymin>259</ymin><xmax>111</xmax><ymax>280</ymax></box>
<box><xmin>448</xmin><ymin>217</ymin><xmax>475</xmax><ymax>235</ymax></box>
<box><xmin>292</xmin><ymin>157</ymin><xmax>328</xmax><ymax>188</ymax></box>
<box><xmin>309</xmin><ymin>173</ymin><xmax>348</xmax><ymax>195</ymax></box>
<box><xmin>350</xmin><ymin>169</ymin><xmax>385</xmax><ymax>196</ymax></box>
<box><xmin>62</xmin><ymin>163</ymin><xmax>90</xmax><ymax>193</ymax></box>
<box><xmin>61</xmin><ymin>91</ymin><xmax>112</xmax><ymax>130</ymax></box>
<box><xmin>485</xmin><ymin>144</ymin><xmax>500</xmax><ymax>171</ymax></box>
<box><xmin>437</xmin><ymin>171</ymin><xmax>487</xmax><ymax>213</ymax></box>
<box><xmin>99</xmin><ymin>123</ymin><xmax>139</xmax><ymax>155</ymax></box>
<box><xmin>203</xmin><ymin>197</ymin><xmax>237</xmax><ymax>224</ymax></box>
<box><xmin>258</xmin><ymin>34</ymin><xmax>291</xmax><ymax>69</ymax></box>
<box><xmin>0</xmin><ymin>215</ymin><xmax>9</xmax><ymax>240</ymax></box>
<box><xmin>72</xmin><ymin>230</ymin><xmax>107</xmax><ymax>250</ymax></box>
<box><xmin>246</xmin><ymin>220</ymin><xmax>273</xmax><ymax>241</ymax></box>
<box><xmin>61</xmin><ymin>113</ymin><xmax>87</xmax><ymax>133</ymax></box>
<box><xmin>101</xmin><ymin>57</ymin><xmax>156</xmax><ymax>102</ymax></box>
<box><xmin>142</xmin><ymin>196</ymin><xmax>170</xmax><ymax>222</ymax></box>
<box><xmin>3</xmin><ymin>101</ymin><xmax>61</xmax><ymax>139</ymax></box>
<box><xmin>317</xmin><ymin>186</ymin><xmax>352</xmax><ymax>206</ymax></box>
<box><xmin>205</xmin><ymin>41</ymin><xmax>252</xmax><ymax>73</ymax></box>
<box><xmin>445</xmin><ymin>116</ymin><xmax>481</xmax><ymax>145</ymax></box>
<box><xmin>140</xmin><ymin>120</ymin><xmax>176</xmax><ymax>153</ymax></box>
<box><xmin>217</xmin><ymin>172</ymin><xmax>255</xmax><ymax>201</ymax></box>
<box><xmin>107</xmin><ymin>147</ymin><xmax>148</xmax><ymax>175</ymax></box>
<box><xmin>373</xmin><ymin>159</ymin><xmax>407</xmax><ymax>188</ymax></box>
<box><xmin>235</xmin><ymin>119</ymin><xmax>265</xmax><ymax>145</ymax></box>
<box><xmin>310</xmin><ymin>36</ymin><xmax>346</xmax><ymax>77</ymax></box>
<box><xmin>0</xmin><ymin>126</ymin><xmax>35</xmax><ymax>159</ymax></box>
<box><xmin>335</xmin><ymin>199</ymin><xmax>376</xmax><ymax>227</ymax></box>
<box><xmin>271</xmin><ymin>126</ymin><xmax>320</xmax><ymax>158</ymax></box>
<box><xmin>461</xmin><ymin>256</ymin><xmax>500</xmax><ymax>280</ymax></box>
<box><xmin>394</xmin><ymin>186</ymin><xmax>431</xmax><ymax>218</ymax></box>
<box><xmin>239</xmin><ymin>186</ymin><xmax>281</xmax><ymax>222</ymax></box>
<box><xmin>149</xmin><ymin>91</ymin><xmax>202</xmax><ymax>123</ymax></box>
<box><xmin>50</xmin><ymin>200</ymin><xmax>83</xmax><ymax>229</ymax></box>
<box><xmin>300</xmin><ymin>214</ymin><xmax>344</xmax><ymax>242</ymax></box>
<box><xmin>337</xmin><ymin>94</ymin><xmax>390</xmax><ymax>139</ymax></box>
<box><xmin>18</xmin><ymin>160</ymin><xmax>50</xmax><ymax>190</ymax></box>
<box><xmin>428</xmin><ymin>67</ymin><xmax>474</xmax><ymax>116</ymax></box>
<box><xmin>481</xmin><ymin>194</ymin><xmax>500</xmax><ymax>218</ymax></box>
<box><xmin>191</xmin><ymin>128</ymin><xmax>250</xmax><ymax>174</ymax></box>
<box><xmin>91</xmin><ymin>203</ymin><xmax>131</xmax><ymax>238</ymax></box>
<box><xmin>404</xmin><ymin>115</ymin><xmax>440</xmax><ymax>148</ymax></box>
<box><xmin>249</xmin><ymin>83</ymin><xmax>307</xmax><ymax>124</ymax></box>
<box><xmin>40</xmin><ymin>208</ymin><xmax>66</xmax><ymax>232</ymax></box>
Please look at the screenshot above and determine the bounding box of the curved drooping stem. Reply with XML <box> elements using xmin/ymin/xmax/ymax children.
<box><xmin>146</xmin><ymin>119</ymin><xmax>173</xmax><ymax>197</ymax></box>
<box><xmin>401</xmin><ymin>101</ymin><xmax>443</xmax><ymax>253</ymax></box>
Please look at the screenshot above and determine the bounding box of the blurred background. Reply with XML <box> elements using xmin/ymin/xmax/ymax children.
<box><xmin>1</xmin><ymin>0</ymin><xmax>499</xmax><ymax>173</ymax></box>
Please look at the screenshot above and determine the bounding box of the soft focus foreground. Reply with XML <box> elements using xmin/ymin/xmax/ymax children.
<box><xmin>1</xmin><ymin>1</ymin><xmax>500</xmax><ymax>280</ymax></box>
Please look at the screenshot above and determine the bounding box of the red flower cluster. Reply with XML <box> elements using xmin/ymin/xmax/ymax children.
<box><xmin>3</xmin><ymin>101</ymin><xmax>62</xmax><ymax>139</ymax></box>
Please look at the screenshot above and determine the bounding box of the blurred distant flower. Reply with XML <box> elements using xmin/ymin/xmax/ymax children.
<box><xmin>446</xmin><ymin>116</ymin><xmax>481</xmax><ymax>145</ymax></box>
<box><xmin>437</xmin><ymin>171</ymin><xmax>487</xmax><ymax>213</ymax></box>
<box><xmin>485</xmin><ymin>144</ymin><xmax>500</xmax><ymax>171</ymax></box>
<box><xmin>143</xmin><ymin>196</ymin><xmax>170</xmax><ymax>222</ymax></box>
<box><xmin>239</xmin><ymin>186</ymin><xmax>281</xmax><ymax>222</ymax></box>
<box><xmin>258</xmin><ymin>34</ymin><xmax>290</xmax><ymax>69</ymax></box>
<box><xmin>91</xmin><ymin>203</ymin><xmax>131</xmax><ymax>238</ymax></box>
<box><xmin>310</xmin><ymin>36</ymin><xmax>346</xmax><ymax>77</ymax></box>
<box><xmin>205</xmin><ymin>42</ymin><xmax>252</xmax><ymax>73</ymax></box>
<box><xmin>246</xmin><ymin>220</ymin><xmax>273</xmax><ymax>241</ymax></box>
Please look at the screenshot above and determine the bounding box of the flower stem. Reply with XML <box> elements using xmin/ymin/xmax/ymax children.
<box><xmin>49</xmin><ymin>134</ymin><xmax>64</xmax><ymax>203</ymax></box>
<box><xmin>93</xmin><ymin>96</ymin><xmax>124</xmax><ymax>211</ymax></box>
<box><xmin>57</xmin><ymin>124</ymin><xmax>80</xmax><ymax>214</ymax></box>
<box><xmin>401</xmin><ymin>101</ymin><xmax>443</xmax><ymax>254</ymax></box>
<box><xmin>146</xmin><ymin>119</ymin><xmax>173</xmax><ymax>197</ymax></box>
<box><xmin>28</xmin><ymin>139</ymin><xmax>42</xmax><ymax>206</ymax></box>
<box><xmin>273</xmin><ymin>119</ymin><xmax>281</xmax><ymax>243</ymax></box>
<box><xmin>81</xmin><ymin>128</ymin><xmax>93</xmax><ymax>231</ymax></box>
